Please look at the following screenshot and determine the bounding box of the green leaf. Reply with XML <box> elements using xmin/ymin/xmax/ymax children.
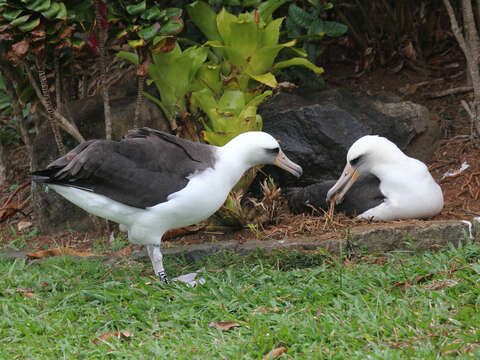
<box><xmin>26</xmin><ymin>0</ymin><xmax>51</xmax><ymax>12</ymax></box>
<box><xmin>216</xmin><ymin>8</ymin><xmax>236</xmax><ymax>44</ymax></box>
<box><xmin>249</xmin><ymin>72</ymin><xmax>277</xmax><ymax>88</ymax></box>
<box><xmin>41</xmin><ymin>2</ymin><xmax>60</xmax><ymax>19</ymax></box>
<box><xmin>71</xmin><ymin>37</ymin><xmax>85</xmax><ymax>50</ymax></box>
<box><xmin>308</xmin><ymin>19</ymin><xmax>324</xmax><ymax>35</ymax></box>
<box><xmin>55</xmin><ymin>2</ymin><xmax>67</xmax><ymax>20</ymax></box>
<box><xmin>288</xmin><ymin>4</ymin><xmax>314</xmax><ymax>29</ymax></box>
<box><xmin>116</xmin><ymin>51</ymin><xmax>139</xmax><ymax>66</ymax></box>
<box><xmin>2</xmin><ymin>9</ymin><xmax>23</xmax><ymax>21</ymax></box>
<box><xmin>160</xmin><ymin>19</ymin><xmax>183</xmax><ymax>35</ymax></box>
<box><xmin>128</xmin><ymin>38</ymin><xmax>145</xmax><ymax>48</ymax></box>
<box><xmin>273</xmin><ymin>57</ymin><xmax>324</xmax><ymax>74</ymax></box>
<box><xmin>10</xmin><ymin>14</ymin><xmax>31</xmax><ymax>27</ymax></box>
<box><xmin>18</xmin><ymin>17</ymin><xmax>40</xmax><ymax>32</ymax></box>
<box><xmin>138</xmin><ymin>23</ymin><xmax>160</xmax><ymax>40</ymax></box>
<box><xmin>324</xmin><ymin>21</ymin><xmax>348</xmax><ymax>37</ymax></box>
<box><xmin>165</xmin><ymin>8</ymin><xmax>182</xmax><ymax>19</ymax></box>
<box><xmin>126</xmin><ymin>1</ymin><xmax>146</xmax><ymax>16</ymax></box>
<box><xmin>141</xmin><ymin>6</ymin><xmax>162</xmax><ymax>21</ymax></box>
<box><xmin>187</xmin><ymin>1</ymin><xmax>221</xmax><ymax>42</ymax></box>
<box><xmin>218</xmin><ymin>90</ymin><xmax>245</xmax><ymax>114</ymax></box>
<box><xmin>263</xmin><ymin>17</ymin><xmax>283</xmax><ymax>47</ymax></box>
<box><xmin>257</xmin><ymin>0</ymin><xmax>288</xmax><ymax>23</ymax></box>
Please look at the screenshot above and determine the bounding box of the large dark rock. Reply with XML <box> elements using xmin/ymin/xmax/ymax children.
<box><xmin>258</xmin><ymin>87</ymin><xmax>440</xmax><ymax>187</ymax></box>
<box><xmin>32</xmin><ymin>96</ymin><xmax>169</xmax><ymax>233</ymax></box>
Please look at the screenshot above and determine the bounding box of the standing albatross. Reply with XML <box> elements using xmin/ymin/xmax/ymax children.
<box><xmin>286</xmin><ymin>135</ymin><xmax>443</xmax><ymax>221</ymax></box>
<box><xmin>33</xmin><ymin>128</ymin><xmax>303</xmax><ymax>283</ymax></box>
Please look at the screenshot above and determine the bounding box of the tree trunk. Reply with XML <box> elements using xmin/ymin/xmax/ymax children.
<box><xmin>23</xmin><ymin>62</ymin><xmax>85</xmax><ymax>143</ymax></box>
<box><xmin>95</xmin><ymin>0</ymin><xmax>112</xmax><ymax>140</ymax></box>
<box><xmin>0</xmin><ymin>64</ymin><xmax>33</xmax><ymax>159</ymax></box>
<box><xmin>36</xmin><ymin>58</ymin><xmax>66</xmax><ymax>155</ymax></box>
<box><xmin>134</xmin><ymin>75</ymin><xmax>144</xmax><ymax>128</ymax></box>
<box><xmin>0</xmin><ymin>139</ymin><xmax>7</xmax><ymax>186</ymax></box>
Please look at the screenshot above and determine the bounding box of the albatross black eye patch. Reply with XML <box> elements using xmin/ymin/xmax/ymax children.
<box><xmin>350</xmin><ymin>155</ymin><xmax>362</xmax><ymax>167</ymax></box>
<box><xmin>265</xmin><ymin>147</ymin><xmax>280</xmax><ymax>155</ymax></box>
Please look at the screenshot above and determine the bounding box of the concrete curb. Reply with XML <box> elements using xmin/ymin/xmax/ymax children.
<box><xmin>130</xmin><ymin>219</ymin><xmax>479</xmax><ymax>263</ymax></box>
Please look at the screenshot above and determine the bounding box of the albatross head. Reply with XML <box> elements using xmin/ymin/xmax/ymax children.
<box><xmin>224</xmin><ymin>132</ymin><xmax>303</xmax><ymax>178</ymax></box>
<box><xmin>326</xmin><ymin>135</ymin><xmax>403</xmax><ymax>204</ymax></box>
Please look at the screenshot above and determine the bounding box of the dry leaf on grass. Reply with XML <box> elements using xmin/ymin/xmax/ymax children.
<box><xmin>263</xmin><ymin>347</ymin><xmax>288</xmax><ymax>360</ymax></box>
<box><xmin>208</xmin><ymin>321</ymin><xmax>241</xmax><ymax>331</ymax></box>
<box><xmin>27</xmin><ymin>248</ymin><xmax>94</xmax><ymax>259</ymax></box>
<box><xmin>422</xmin><ymin>279</ymin><xmax>458</xmax><ymax>290</ymax></box>
<box><xmin>112</xmin><ymin>247</ymin><xmax>132</xmax><ymax>257</ymax></box>
<box><xmin>93</xmin><ymin>330</ymin><xmax>133</xmax><ymax>345</ymax></box>
<box><xmin>16</xmin><ymin>287</ymin><xmax>35</xmax><ymax>297</ymax></box>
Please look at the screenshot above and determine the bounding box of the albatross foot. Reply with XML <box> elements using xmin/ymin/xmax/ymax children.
<box><xmin>157</xmin><ymin>270</ymin><xmax>169</xmax><ymax>284</ymax></box>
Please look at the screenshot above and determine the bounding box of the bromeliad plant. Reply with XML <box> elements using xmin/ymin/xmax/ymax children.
<box><xmin>110</xmin><ymin>1</ymin><xmax>184</xmax><ymax>128</ymax></box>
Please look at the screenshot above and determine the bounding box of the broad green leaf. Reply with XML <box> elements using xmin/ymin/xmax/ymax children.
<box><xmin>55</xmin><ymin>2</ymin><xmax>67</xmax><ymax>20</ymax></box>
<box><xmin>288</xmin><ymin>4</ymin><xmax>314</xmax><ymax>29</ymax></box>
<box><xmin>41</xmin><ymin>2</ymin><xmax>60</xmax><ymax>19</ymax></box>
<box><xmin>249</xmin><ymin>72</ymin><xmax>277</xmax><ymax>88</ymax></box>
<box><xmin>225</xmin><ymin>19</ymin><xmax>258</xmax><ymax>67</ymax></box>
<box><xmin>26</xmin><ymin>0</ymin><xmax>51</xmax><ymax>12</ymax></box>
<box><xmin>138</xmin><ymin>23</ymin><xmax>160</xmax><ymax>40</ymax></box>
<box><xmin>191</xmin><ymin>63</ymin><xmax>222</xmax><ymax>94</ymax></box>
<box><xmin>218</xmin><ymin>90</ymin><xmax>245</xmax><ymax>114</ymax></box>
<box><xmin>116</xmin><ymin>51</ymin><xmax>139</xmax><ymax>66</ymax></box>
<box><xmin>257</xmin><ymin>0</ymin><xmax>288</xmax><ymax>23</ymax></box>
<box><xmin>216</xmin><ymin>8</ymin><xmax>236</xmax><ymax>44</ymax></box>
<box><xmin>247</xmin><ymin>40</ymin><xmax>296</xmax><ymax>75</ymax></box>
<box><xmin>160</xmin><ymin>19</ymin><xmax>183</xmax><ymax>35</ymax></box>
<box><xmin>263</xmin><ymin>17</ymin><xmax>283</xmax><ymax>47</ymax></box>
<box><xmin>141</xmin><ymin>6</ymin><xmax>162</xmax><ymax>21</ymax></box>
<box><xmin>308</xmin><ymin>19</ymin><xmax>324</xmax><ymax>35</ymax></box>
<box><xmin>166</xmin><ymin>8</ymin><xmax>182</xmax><ymax>19</ymax></box>
<box><xmin>126</xmin><ymin>1</ymin><xmax>145</xmax><ymax>16</ymax></box>
<box><xmin>10</xmin><ymin>14</ymin><xmax>31</xmax><ymax>27</ymax></box>
<box><xmin>187</xmin><ymin>1</ymin><xmax>221</xmax><ymax>42</ymax></box>
<box><xmin>2</xmin><ymin>9</ymin><xmax>22</xmax><ymax>21</ymax></box>
<box><xmin>273</xmin><ymin>57</ymin><xmax>324</xmax><ymax>74</ymax></box>
<box><xmin>244</xmin><ymin>90</ymin><xmax>272</xmax><ymax>108</ymax></box>
<box><xmin>128</xmin><ymin>38</ymin><xmax>145</xmax><ymax>48</ymax></box>
<box><xmin>324</xmin><ymin>21</ymin><xmax>348</xmax><ymax>37</ymax></box>
<box><xmin>18</xmin><ymin>18</ymin><xmax>40</xmax><ymax>32</ymax></box>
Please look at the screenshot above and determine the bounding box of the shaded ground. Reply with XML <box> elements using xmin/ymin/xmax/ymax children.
<box><xmin>1</xmin><ymin>57</ymin><xmax>479</xmax><ymax>253</ymax></box>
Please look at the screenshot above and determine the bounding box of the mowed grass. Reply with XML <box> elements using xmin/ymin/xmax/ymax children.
<box><xmin>0</xmin><ymin>240</ymin><xmax>479</xmax><ymax>359</ymax></box>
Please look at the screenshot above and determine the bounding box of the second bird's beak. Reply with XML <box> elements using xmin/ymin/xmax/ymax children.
<box><xmin>326</xmin><ymin>163</ymin><xmax>359</xmax><ymax>204</ymax></box>
<box><xmin>275</xmin><ymin>149</ymin><xmax>303</xmax><ymax>178</ymax></box>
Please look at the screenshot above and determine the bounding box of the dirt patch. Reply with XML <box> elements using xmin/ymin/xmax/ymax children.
<box><xmin>1</xmin><ymin>58</ymin><xmax>479</xmax><ymax>253</ymax></box>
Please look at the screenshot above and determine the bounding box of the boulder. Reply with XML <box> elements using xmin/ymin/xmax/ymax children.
<box><xmin>32</xmin><ymin>95</ymin><xmax>169</xmax><ymax>233</ymax></box>
<box><xmin>258</xmin><ymin>87</ymin><xmax>440</xmax><ymax>188</ymax></box>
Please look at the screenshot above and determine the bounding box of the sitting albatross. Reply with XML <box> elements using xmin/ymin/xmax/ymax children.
<box><xmin>33</xmin><ymin>128</ymin><xmax>302</xmax><ymax>283</ymax></box>
<box><xmin>286</xmin><ymin>135</ymin><xmax>443</xmax><ymax>221</ymax></box>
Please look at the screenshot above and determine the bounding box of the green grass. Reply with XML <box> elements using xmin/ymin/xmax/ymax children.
<box><xmin>0</xmin><ymin>241</ymin><xmax>479</xmax><ymax>359</ymax></box>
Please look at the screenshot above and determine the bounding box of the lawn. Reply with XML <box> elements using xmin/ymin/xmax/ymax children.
<box><xmin>0</xmin><ymin>239</ymin><xmax>479</xmax><ymax>359</ymax></box>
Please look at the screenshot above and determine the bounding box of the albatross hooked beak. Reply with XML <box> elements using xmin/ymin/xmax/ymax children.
<box><xmin>326</xmin><ymin>163</ymin><xmax>359</xmax><ymax>204</ymax></box>
<box><xmin>275</xmin><ymin>149</ymin><xmax>303</xmax><ymax>178</ymax></box>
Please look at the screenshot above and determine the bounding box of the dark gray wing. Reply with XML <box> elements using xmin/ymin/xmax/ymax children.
<box><xmin>285</xmin><ymin>174</ymin><xmax>385</xmax><ymax>216</ymax></box>
<box><xmin>33</xmin><ymin>128</ymin><xmax>216</xmax><ymax>208</ymax></box>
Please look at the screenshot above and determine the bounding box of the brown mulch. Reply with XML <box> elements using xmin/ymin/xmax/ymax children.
<box><xmin>1</xmin><ymin>60</ymin><xmax>479</xmax><ymax>252</ymax></box>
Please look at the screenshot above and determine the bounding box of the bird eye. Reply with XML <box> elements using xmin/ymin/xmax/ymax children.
<box><xmin>350</xmin><ymin>155</ymin><xmax>362</xmax><ymax>167</ymax></box>
<box><xmin>266</xmin><ymin>147</ymin><xmax>280</xmax><ymax>155</ymax></box>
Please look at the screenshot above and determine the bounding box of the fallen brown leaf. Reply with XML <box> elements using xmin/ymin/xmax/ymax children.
<box><xmin>93</xmin><ymin>330</ymin><xmax>133</xmax><ymax>345</ymax></box>
<box><xmin>16</xmin><ymin>288</ymin><xmax>35</xmax><ymax>298</ymax></box>
<box><xmin>422</xmin><ymin>279</ymin><xmax>458</xmax><ymax>290</ymax></box>
<box><xmin>263</xmin><ymin>347</ymin><xmax>288</xmax><ymax>360</ymax></box>
<box><xmin>208</xmin><ymin>321</ymin><xmax>241</xmax><ymax>331</ymax></box>
<box><xmin>112</xmin><ymin>247</ymin><xmax>132</xmax><ymax>257</ymax></box>
<box><xmin>27</xmin><ymin>248</ymin><xmax>94</xmax><ymax>259</ymax></box>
